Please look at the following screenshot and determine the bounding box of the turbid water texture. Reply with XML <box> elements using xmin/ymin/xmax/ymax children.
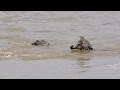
<box><xmin>0</xmin><ymin>11</ymin><xmax>120</xmax><ymax>79</ymax></box>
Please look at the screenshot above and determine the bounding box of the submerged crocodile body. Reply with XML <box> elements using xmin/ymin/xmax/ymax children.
<box><xmin>32</xmin><ymin>40</ymin><xmax>50</xmax><ymax>46</ymax></box>
<box><xmin>70</xmin><ymin>36</ymin><xmax>93</xmax><ymax>50</ymax></box>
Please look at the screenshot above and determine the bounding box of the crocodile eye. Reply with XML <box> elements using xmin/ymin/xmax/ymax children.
<box><xmin>36</xmin><ymin>40</ymin><xmax>39</xmax><ymax>42</ymax></box>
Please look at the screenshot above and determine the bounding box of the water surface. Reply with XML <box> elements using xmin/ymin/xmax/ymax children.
<box><xmin>0</xmin><ymin>11</ymin><xmax>120</xmax><ymax>79</ymax></box>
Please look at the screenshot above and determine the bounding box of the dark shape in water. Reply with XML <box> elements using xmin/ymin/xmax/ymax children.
<box><xmin>70</xmin><ymin>36</ymin><xmax>93</xmax><ymax>50</ymax></box>
<box><xmin>32</xmin><ymin>40</ymin><xmax>50</xmax><ymax>46</ymax></box>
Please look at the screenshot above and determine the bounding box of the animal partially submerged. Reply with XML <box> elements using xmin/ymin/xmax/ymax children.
<box><xmin>32</xmin><ymin>40</ymin><xmax>50</xmax><ymax>46</ymax></box>
<box><xmin>70</xmin><ymin>36</ymin><xmax>93</xmax><ymax>50</ymax></box>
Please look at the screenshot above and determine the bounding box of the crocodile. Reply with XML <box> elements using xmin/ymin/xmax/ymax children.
<box><xmin>32</xmin><ymin>40</ymin><xmax>50</xmax><ymax>46</ymax></box>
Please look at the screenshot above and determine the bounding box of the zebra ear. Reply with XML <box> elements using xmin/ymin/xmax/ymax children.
<box><xmin>79</xmin><ymin>36</ymin><xmax>82</xmax><ymax>38</ymax></box>
<box><xmin>79</xmin><ymin>36</ymin><xmax>84</xmax><ymax>39</ymax></box>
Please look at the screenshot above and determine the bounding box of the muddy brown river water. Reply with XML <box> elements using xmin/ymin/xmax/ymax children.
<box><xmin>0</xmin><ymin>11</ymin><xmax>120</xmax><ymax>79</ymax></box>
